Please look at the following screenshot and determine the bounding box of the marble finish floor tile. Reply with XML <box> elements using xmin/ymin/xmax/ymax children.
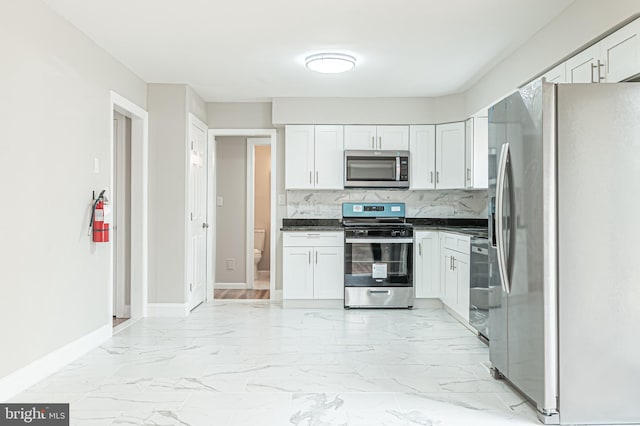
<box><xmin>10</xmin><ymin>301</ymin><xmax>544</xmax><ymax>425</ymax></box>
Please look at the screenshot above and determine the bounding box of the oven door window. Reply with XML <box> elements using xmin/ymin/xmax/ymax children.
<box><xmin>346</xmin><ymin>157</ymin><xmax>396</xmax><ymax>181</ymax></box>
<box><xmin>345</xmin><ymin>242</ymin><xmax>412</xmax><ymax>287</ymax></box>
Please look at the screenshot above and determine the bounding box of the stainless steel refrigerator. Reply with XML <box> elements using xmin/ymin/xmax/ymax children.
<box><xmin>488</xmin><ymin>79</ymin><xmax>640</xmax><ymax>425</ymax></box>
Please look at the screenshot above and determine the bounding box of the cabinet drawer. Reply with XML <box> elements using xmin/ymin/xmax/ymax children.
<box><xmin>283</xmin><ymin>231</ymin><xmax>344</xmax><ymax>247</ymax></box>
<box><xmin>441</xmin><ymin>232</ymin><xmax>470</xmax><ymax>254</ymax></box>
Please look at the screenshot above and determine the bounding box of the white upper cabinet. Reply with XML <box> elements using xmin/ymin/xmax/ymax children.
<box><xmin>314</xmin><ymin>125</ymin><xmax>344</xmax><ymax>189</ymax></box>
<box><xmin>344</xmin><ymin>125</ymin><xmax>377</xmax><ymax>150</ymax></box>
<box><xmin>566</xmin><ymin>18</ymin><xmax>640</xmax><ymax>84</ymax></box>
<box><xmin>465</xmin><ymin>117</ymin><xmax>488</xmax><ymax>189</ymax></box>
<box><xmin>600</xmin><ymin>18</ymin><xmax>640</xmax><ymax>83</ymax></box>
<box><xmin>409</xmin><ymin>125</ymin><xmax>436</xmax><ymax>190</ymax></box>
<box><xmin>542</xmin><ymin>62</ymin><xmax>567</xmax><ymax>83</ymax></box>
<box><xmin>285</xmin><ymin>125</ymin><xmax>343</xmax><ymax>190</ymax></box>
<box><xmin>377</xmin><ymin>126</ymin><xmax>409</xmax><ymax>151</ymax></box>
<box><xmin>567</xmin><ymin>44</ymin><xmax>601</xmax><ymax>83</ymax></box>
<box><xmin>344</xmin><ymin>125</ymin><xmax>409</xmax><ymax>151</ymax></box>
<box><xmin>435</xmin><ymin>122</ymin><xmax>466</xmax><ymax>189</ymax></box>
<box><xmin>285</xmin><ymin>125</ymin><xmax>315</xmax><ymax>189</ymax></box>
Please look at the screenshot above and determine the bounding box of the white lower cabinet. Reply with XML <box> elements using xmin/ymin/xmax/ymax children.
<box><xmin>440</xmin><ymin>232</ymin><xmax>470</xmax><ymax>322</ymax></box>
<box><xmin>414</xmin><ymin>231</ymin><xmax>440</xmax><ymax>298</ymax></box>
<box><xmin>283</xmin><ymin>232</ymin><xmax>344</xmax><ymax>300</ymax></box>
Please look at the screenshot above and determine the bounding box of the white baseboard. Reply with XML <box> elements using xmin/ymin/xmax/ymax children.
<box><xmin>271</xmin><ymin>289</ymin><xmax>283</xmax><ymax>301</ymax></box>
<box><xmin>413</xmin><ymin>298</ymin><xmax>444</xmax><ymax>309</ymax></box>
<box><xmin>0</xmin><ymin>323</ymin><xmax>111</xmax><ymax>402</ymax></box>
<box><xmin>215</xmin><ymin>282</ymin><xmax>247</xmax><ymax>289</ymax></box>
<box><xmin>146</xmin><ymin>303</ymin><xmax>190</xmax><ymax>317</ymax></box>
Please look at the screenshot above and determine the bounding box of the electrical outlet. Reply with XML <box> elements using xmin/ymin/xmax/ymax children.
<box><xmin>226</xmin><ymin>258</ymin><xmax>235</xmax><ymax>270</ymax></box>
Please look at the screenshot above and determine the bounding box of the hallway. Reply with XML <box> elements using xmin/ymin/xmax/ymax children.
<box><xmin>10</xmin><ymin>302</ymin><xmax>538</xmax><ymax>425</ymax></box>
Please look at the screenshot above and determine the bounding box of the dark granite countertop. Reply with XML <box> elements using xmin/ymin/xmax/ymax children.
<box><xmin>281</xmin><ymin>218</ymin><xmax>487</xmax><ymax>237</ymax></box>
<box><xmin>281</xmin><ymin>218</ymin><xmax>343</xmax><ymax>232</ymax></box>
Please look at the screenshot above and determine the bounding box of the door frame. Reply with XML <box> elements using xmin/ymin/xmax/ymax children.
<box><xmin>246</xmin><ymin>138</ymin><xmax>272</xmax><ymax>289</ymax></box>
<box><xmin>187</xmin><ymin>113</ymin><xmax>209</xmax><ymax>309</ymax></box>
<box><xmin>207</xmin><ymin>129</ymin><xmax>278</xmax><ymax>299</ymax></box>
<box><xmin>109</xmin><ymin>91</ymin><xmax>149</xmax><ymax>323</ymax></box>
<box><xmin>112</xmin><ymin>111</ymin><xmax>130</xmax><ymax>319</ymax></box>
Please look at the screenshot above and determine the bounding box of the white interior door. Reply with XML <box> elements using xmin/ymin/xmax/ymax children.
<box><xmin>113</xmin><ymin>111</ymin><xmax>131</xmax><ymax>319</ymax></box>
<box><xmin>188</xmin><ymin>115</ymin><xmax>208</xmax><ymax>310</ymax></box>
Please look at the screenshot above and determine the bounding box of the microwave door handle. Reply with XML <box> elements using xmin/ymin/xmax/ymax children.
<box><xmin>396</xmin><ymin>157</ymin><xmax>400</xmax><ymax>181</ymax></box>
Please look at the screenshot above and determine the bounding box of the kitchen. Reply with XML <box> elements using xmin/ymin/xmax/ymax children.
<box><xmin>3</xmin><ymin>1</ymin><xmax>640</xmax><ymax>425</ymax></box>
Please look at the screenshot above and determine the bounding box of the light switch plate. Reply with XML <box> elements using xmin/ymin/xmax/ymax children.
<box><xmin>217</xmin><ymin>196</ymin><xmax>224</xmax><ymax>206</ymax></box>
<box><xmin>278</xmin><ymin>194</ymin><xmax>286</xmax><ymax>206</ymax></box>
<box><xmin>94</xmin><ymin>158</ymin><xmax>100</xmax><ymax>174</ymax></box>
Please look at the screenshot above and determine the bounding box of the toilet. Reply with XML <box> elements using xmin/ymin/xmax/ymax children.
<box><xmin>253</xmin><ymin>229</ymin><xmax>266</xmax><ymax>279</ymax></box>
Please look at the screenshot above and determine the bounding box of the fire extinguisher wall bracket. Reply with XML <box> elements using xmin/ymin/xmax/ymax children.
<box><xmin>91</xmin><ymin>190</ymin><xmax>110</xmax><ymax>243</ymax></box>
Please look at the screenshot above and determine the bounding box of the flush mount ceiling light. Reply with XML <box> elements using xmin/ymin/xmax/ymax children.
<box><xmin>305</xmin><ymin>53</ymin><xmax>356</xmax><ymax>74</ymax></box>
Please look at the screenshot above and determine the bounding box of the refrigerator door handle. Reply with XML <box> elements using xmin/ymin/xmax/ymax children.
<box><xmin>496</xmin><ymin>142</ymin><xmax>511</xmax><ymax>294</ymax></box>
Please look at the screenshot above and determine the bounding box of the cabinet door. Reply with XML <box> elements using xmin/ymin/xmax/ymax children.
<box><xmin>454</xmin><ymin>253</ymin><xmax>470</xmax><ymax>322</ymax></box>
<box><xmin>542</xmin><ymin>62</ymin><xmax>567</xmax><ymax>83</ymax></box>
<box><xmin>377</xmin><ymin>125</ymin><xmax>409</xmax><ymax>151</ymax></box>
<box><xmin>601</xmin><ymin>18</ymin><xmax>640</xmax><ymax>83</ymax></box>
<box><xmin>313</xmin><ymin>246</ymin><xmax>344</xmax><ymax>299</ymax></box>
<box><xmin>465</xmin><ymin>118</ymin><xmax>488</xmax><ymax>189</ymax></box>
<box><xmin>283</xmin><ymin>247</ymin><xmax>314</xmax><ymax>299</ymax></box>
<box><xmin>566</xmin><ymin>44</ymin><xmax>600</xmax><ymax>83</ymax></box>
<box><xmin>465</xmin><ymin>119</ymin><xmax>474</xmax><ymax>188</ymax></box>
<box><xmin>435</xmin><ymin>122</ymin><xmax>465</xmax><ymax>189</ymax></box>
<box><xmin>285</xmin><ymin>125</ymin><xmax>315</xmax><ymax>189</ymax></box>
<box><xmin>409</xmin><ymin>125</ymin><xmax>436</xmax><ymax>189</ymax></box>
<box><xmin>314</xmin><ymin>125</ymin><xmax>344</xmax><ymax>189</ymax></box>
<box><xmin>414</xmin><ymin>231</ymin><xmax>440</xmax><ymax>298</ymax></box>
<box><xmin>442</xmin><ymin>248</ymin><xmax>458</xmax><ymax>308</ymax></box>
<box><xmin>344</xmin><ymin>125</ymin><xmax>377</xmax><ymax>150</ymax></box>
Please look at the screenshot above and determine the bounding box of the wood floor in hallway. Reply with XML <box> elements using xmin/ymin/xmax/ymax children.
<box><xmin>214</xmin><ymin>289</ymin><xmax>270</xmax><ymax>299</ymax></box>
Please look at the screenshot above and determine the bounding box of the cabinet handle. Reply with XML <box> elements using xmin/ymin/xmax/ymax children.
<box><xmin>597</xmin><ymin>60</ymin><xmax>605</xmax><ymax>82</ymax></box>
<box><xmin>371</xmin><ymin>136</ymin><xmax>375</xmax><ymax>149</ymax></box>
<box><xmin>309</xmin><ymin>250</ymin><xmax>311</xmax><ymax>264</ymax></box>
<box><xmin>467</xmin><ymin>168</ymin><xmax>471</xmax><ymax>180</ymax></box>
<box><xmin>309</xmin><ymin>171</ymin><xmax>312</xmax><ymax>184</ymax></box>
<box><xmin>436</xmin><ymin>171</ymin><xmax>440</xmax><ymax>183</ymax></box>
<box><xmin>590</xmin><ymin>62</ymin><xmax>598</xmax><ymax>83</ymax></box>
<box><xmin>452</xmin><ymin>256</ymin><xmax>456</xmax><ymax>271</ymax></box>
<box><xmin>430</xmin><ymin>171</ymin><xmax>434</xmax><ymax>183</ymax></box>
<box><xmin>315</xmin><ymin>251</ymin><xmax>318</xmax><ymax>264</ymax></box>
<box><xmin>316</xmin><ymin>171</ymin><xmax>319</xmax><ymax>184</ymax></box>
<box><xmin>378</xmin><ymin>136</ymin><xmax>382</xmax><ymax>150</ymax></box>
<box><xmin>418</xmin><ymin>243</ymin><xmax>422</xmax><ymax>256</ymax></box>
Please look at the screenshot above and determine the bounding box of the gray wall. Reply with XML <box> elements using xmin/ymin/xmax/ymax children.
<box><xmin>148</xmin><ymin>84</ymin><xmax>207</xmax><ymax>303</ymax></box>
<box><xmin>0</xmin><ymin>0</ymin><xmax>146</xmax><ymax>380</ymax></box>
<box><xmin>215</xmin><ymin>137</ymin><xmax>247</xmax><ymax>283</ymax></box>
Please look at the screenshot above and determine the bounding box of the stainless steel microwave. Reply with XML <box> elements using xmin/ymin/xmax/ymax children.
<box><xmin>344</xmin><ymin>150</ymin><xmax>410</xmax><ymax>188</ymax></box>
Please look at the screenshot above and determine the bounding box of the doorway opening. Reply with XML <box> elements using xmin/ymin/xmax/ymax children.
<box><xmin>249</xmin><ymin>139</ymin><xmax>271</xmax><ymax>292</ymax></box>
<box><xmin>109</xmin><ymin>91</ymin><xmax>149</xmax><ymax>331</ymax></box>
<box><xmin>208</xmin><ymin>129</ymin><xmax>277</xmax><ymax>301</ymax></box>
<box><xmin>112</xmin><ymin>111</ymin><xmax>132</xmax><ymax>327</ymax></box>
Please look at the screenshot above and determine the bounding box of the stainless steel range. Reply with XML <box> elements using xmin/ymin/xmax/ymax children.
<box><xmin>343</xmin><ymin>202</ymin><xmax>413</xmax><ymax>308</ymax></box>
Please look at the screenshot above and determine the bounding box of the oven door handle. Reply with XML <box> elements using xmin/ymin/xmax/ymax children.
<box><xmin>345</xmin><ymin>238</ymin><xmax>413</xmax><ymax>244</ymax></box>
<box><xmin>369</xmin><ymin>290</ymin><xmax>391</xmax><ymax>295</ymax></box>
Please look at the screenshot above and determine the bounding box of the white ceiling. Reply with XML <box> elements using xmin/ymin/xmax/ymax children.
<box><xmin>44</xmin><ymin>0</ymin><xmax>574</xmax><ymax>101</ymax></box>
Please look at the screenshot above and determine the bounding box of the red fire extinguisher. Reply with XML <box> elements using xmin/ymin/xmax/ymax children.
<box><xmin>90</xmin><ymin>190</ymin><xmax>109</xmax><ymax>243</ymax></box>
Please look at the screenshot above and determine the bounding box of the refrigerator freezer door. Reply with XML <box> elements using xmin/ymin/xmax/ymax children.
<box><xmin>503</xmin><ymin>80</ymin><xmax>548</xmax><ymax>411</ymax></box>
<box><xmin>488</xmin><ymin>100</ymin><xmax>508</xmax><ymax>377</ymax></box>
<box><xmin>557</xmin><ymin>83</ymin><xmax>640</xmax><ymax>424</ymax></box>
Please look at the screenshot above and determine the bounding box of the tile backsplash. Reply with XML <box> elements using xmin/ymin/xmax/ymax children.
<box><xmin>286</xmin><ymin>189</ymin><xmax>488</xmax><ymax>218</ymax></box>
